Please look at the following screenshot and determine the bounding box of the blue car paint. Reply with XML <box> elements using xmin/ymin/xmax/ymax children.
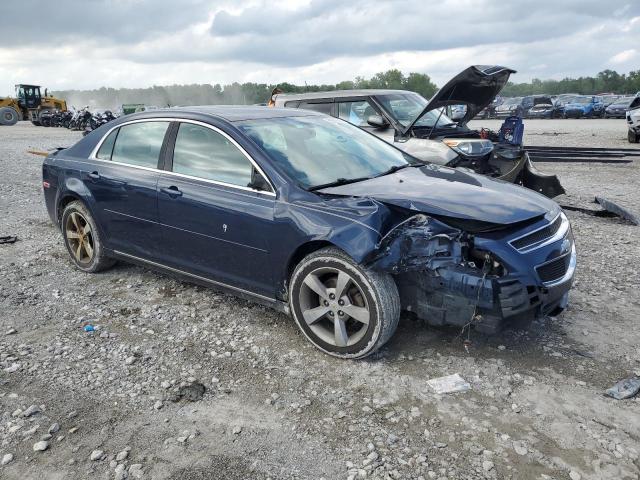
<box><xmin>562</xmin><ymin>97</ymin><xmax>603</xmax><ymax>118</ymax></box>
<box><xmin>43</xmin><ymin>106</ymin><xmax>575</xmax><ymax>332</ymax></box>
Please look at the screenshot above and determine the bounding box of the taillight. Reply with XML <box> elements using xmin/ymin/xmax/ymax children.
<box><xmin>43</xmin><ymin>181</ymin><xmax>50</xmax><ymax>189</ymax></box>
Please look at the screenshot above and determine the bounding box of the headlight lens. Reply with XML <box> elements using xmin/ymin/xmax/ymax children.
<box><xmin>443</xmin><ymin>139</ymin><xmax>494</xmax><ymax>157</ymax></box>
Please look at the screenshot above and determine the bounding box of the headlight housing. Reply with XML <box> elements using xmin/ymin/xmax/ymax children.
<box><xmin>443</xmin><ymin>139</ymin><xmax>494</xmax><ymax>158</ymax></box>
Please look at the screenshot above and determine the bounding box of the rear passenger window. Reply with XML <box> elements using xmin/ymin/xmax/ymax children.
<box><xmin>338</xmin><ymin>100</ymin><xmax>376</xmax><ymax>126</ymax></box>
<box><xmin>298</xmin><ymin>102</ymin><xmax>332</xmax><ymax>115</ymax></box>
<box><xmin>111</xmin><ymin>122</ymin><xmax>169</xmax><ymax>168</ymax></box>
<box><xmin>172</xmin><ymin>123</ymin><xmax>253</xmax><ymax>187</ymax></box>
<box><xmin>96</xmin><ymin>129</ymin><xmax>118</xmax><ymax>160</ymax></box>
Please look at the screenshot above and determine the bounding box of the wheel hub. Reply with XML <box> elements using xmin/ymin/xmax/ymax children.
<box><xmin>298</xmin><ymin>267</ymin><xmax>371</xmax><ymax>348</ymax></box>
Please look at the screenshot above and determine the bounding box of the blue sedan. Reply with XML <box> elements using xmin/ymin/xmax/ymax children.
<box><xmin>42</xmin><ymin>107</ymin><xmax>576</xmax><ymax>358</ymax></box>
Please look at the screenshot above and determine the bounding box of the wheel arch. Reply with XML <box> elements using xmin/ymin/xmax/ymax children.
<box><xmin>285</xmin><ymin>240</ymin><xmax>337</xmax><ymax>283</ymax></box>
<box><xmin>56</xmin><ymin>193</ymin><xmax>83</xmax><ymax>225</ymax></box>
<box><xmin>55</xmin><ymin>184</ymin><xmax>102</xmax><ymax>238</ymax></box>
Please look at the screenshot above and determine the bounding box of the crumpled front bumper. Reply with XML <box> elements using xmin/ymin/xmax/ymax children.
<box><xmin>393</xmin><ymin>213</ymin><xmax>576</xmax><ymax>333</ymax></box>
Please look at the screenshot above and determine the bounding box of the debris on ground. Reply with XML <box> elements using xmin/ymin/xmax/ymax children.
<box><xmin>595</xmin><ymin>196</ymin><xmax>640</xmax><ymax>225</ymax></box>
<box><xmin>426</xmin><ymin>373</ymin><xmax>471</xmax><ymax>394</ymax></box>
<box><xmin>605</xmin><ymin>377</ymin><xmax>640</xmax><ymax>400</ymax></box>
<box><xmin>0</xmin><ymin>235</ymin><xmax>17</xmax><ymax>244</ymax></box>
<box><xmin>83</xmin><ymin>324</ymin><xmax>95</xmax><ymax>332</ymax></box>
<box><xmin>559</xmin><ymin>195</ymin><xmax>639</xmax><ymax>225</ymax></box>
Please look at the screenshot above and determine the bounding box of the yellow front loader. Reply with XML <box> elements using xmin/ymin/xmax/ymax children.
<box><xmin>0</xmin><ymin>84</ymin><xmax>67</xmax><ymax>126</ymax></box>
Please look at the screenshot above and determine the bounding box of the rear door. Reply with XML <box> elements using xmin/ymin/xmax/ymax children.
<box><xmin>82</xmin><ymin>120</ymin><xmax>170</xmax><ymax>258</ymax></box>
<box><xmin>156</xmin><ymin>121</ymin><xmax>276</xmax><ymax>297</ymax></box>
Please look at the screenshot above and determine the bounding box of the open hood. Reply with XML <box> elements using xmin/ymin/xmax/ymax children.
<box><xmin>404</xmin><ymin>65</ymin><xmax>516</xmax><ymax>133</ymax></box>
<box><xmin>317</xmin><ymin>165</ymin><xmax>559</xmax><ymax>226</ymax></box>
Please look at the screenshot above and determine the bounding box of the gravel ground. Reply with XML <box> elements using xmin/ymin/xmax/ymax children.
<box><xmin>1</xmin><ymin>120</ymin><xmax>639</xmax><ymax>480</ymax></box>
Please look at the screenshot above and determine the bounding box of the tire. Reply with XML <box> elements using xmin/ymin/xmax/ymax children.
<box><xmin>629</xmin><ymin>129</ymin><xmax>639</xmax><ymax>144</ymax></box>
<box><xmin>289</xmin><ymin>247</ymin><xmax>400</xmax><ymax>359</ymax></box>
<box><xmin>0</xmin><ymin>107</ymin><xmax>19</xmax><ymax>126</ymax></box>
<box><xmin>61</xmin><ymin>201</ymin><xmax>115</xmax><ymax>273</ymax></box>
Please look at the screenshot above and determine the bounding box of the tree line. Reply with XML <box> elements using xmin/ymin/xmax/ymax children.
<box><xmin>52</xmin><ymin>68</ymin><xmax>639</xmax><ymax>110</ymax></box>
<box><xmin>501</xmin><ymin>69</ymin><xmax>640</xmax><ymax>97</ymax></box>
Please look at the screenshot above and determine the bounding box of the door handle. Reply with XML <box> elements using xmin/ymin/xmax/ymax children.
<box><xmin>88</xmin><ymin>171</ymin><xmax>100</xmax><ymax>180</ymax></box>
<box><xmin>160</xmin><ymin>186</ymin><xmax>183</xmax><ymax>198</ymax></box>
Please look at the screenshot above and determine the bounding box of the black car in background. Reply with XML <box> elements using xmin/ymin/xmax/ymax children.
<box><xmin>495</xmin><ymin>95</ymin><xmax>552</xmax><ymax>118</ymax></box>
<box><xmin>604</xmin><ymin>97</ymin><xmax>635</xmax><ymax>118</ymax></box>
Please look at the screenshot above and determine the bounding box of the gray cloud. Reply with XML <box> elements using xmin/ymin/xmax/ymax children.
<box><xmin>1</xmin><ymin>0</ymin><xmax>213</xmax><ymax>46</ymax></box>
<box><xmin>203</xmin><ymin>0</ymin><xmax>638</xmax><ymax>66</ymax></box>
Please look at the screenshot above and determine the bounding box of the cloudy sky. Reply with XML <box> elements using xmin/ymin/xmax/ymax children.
<box><xmin>1</xmin><ymin>0</ymin><xmax>639</xmax><ymax>96</ymax></box>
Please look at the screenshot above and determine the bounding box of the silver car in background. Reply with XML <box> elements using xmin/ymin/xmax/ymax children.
<box><xmin>272</xmin><ymin>65</ymin><xmax>564</xmax><ymax>198</ymax></box>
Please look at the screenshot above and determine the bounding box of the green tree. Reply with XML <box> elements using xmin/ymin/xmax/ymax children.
<box><xmin>404</xmin><ymin>72</ymin><xmax>438</xmax><ymax>99</ymax></box>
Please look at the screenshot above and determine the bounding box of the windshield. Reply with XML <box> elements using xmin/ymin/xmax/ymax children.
<box><xmin>573</xmin><ymin>97</ymin><xmax>592</xmax><ymax>104</ymax></box>
<box><xmin>374</xmin><ymin>93</ymin><xmax>455</xmax><ymax>128</ymax></box>
<box><xmin>502</xmin><ymin>97</ymin><xmax>522</xmax><ymax>105</ymax></box>
<box><xmin>613</xmin><ymin>98</ymin><xmax>634</xmax><ymax>107</ymax></box>
<box><xmin>236</xmin><ymin>115</ymin><xmax>420</xmax><ymax>189</ymax></box>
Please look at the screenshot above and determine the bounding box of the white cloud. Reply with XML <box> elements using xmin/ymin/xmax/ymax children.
<box><xmin>610</xmin><ymin>49</ymin><xmax>638</xmax><ymax>64</ymax></box>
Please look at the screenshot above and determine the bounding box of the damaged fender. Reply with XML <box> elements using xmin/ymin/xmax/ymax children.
<box><xmin>366</xmin><ymin>214</ymin><xmax>466</xmax><ymax>273</ymax></box>
<box><xmin>364</xmin><ymin>214</ymin><xmax>500</xmax><ymax>331</ymax></box>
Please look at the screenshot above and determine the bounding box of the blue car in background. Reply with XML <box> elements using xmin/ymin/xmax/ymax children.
<box><xmin>562</xmin><ymin>96</ymin><xmax>604</xmax><ymax>118</ymax></box>
<box><xmin>42</xmin><ymin>106</ymin><xmax>576</xmax><ymax>358</ymax></box>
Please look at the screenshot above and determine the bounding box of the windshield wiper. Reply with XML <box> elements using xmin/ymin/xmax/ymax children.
<box><xmin>374</xmin><ymin>163</ymin><xmax>418</xmax><ymax>178</ymax></box>
<box><xmin>307</xmin><ymin>176</ymin><xmax>371</xmax><ymax>191</ymax></box>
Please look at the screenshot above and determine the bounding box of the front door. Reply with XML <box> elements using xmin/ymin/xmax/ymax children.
<box><xmin>156</xmin><ymin>121</ymin><xmax>276</xmax><ymax>297</ymax></box>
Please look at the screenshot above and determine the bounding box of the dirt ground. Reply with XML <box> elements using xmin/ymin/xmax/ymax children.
<box><xmin>1</xmin><ymin>119</ymin><xmax>639</xmax><ymax>480</ymax></box>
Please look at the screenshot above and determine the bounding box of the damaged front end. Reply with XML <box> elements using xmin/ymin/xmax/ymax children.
<box><xmin>366</xmin><ymin>213</ymin><xmax>575</xmax><ymax>334</ymax></box>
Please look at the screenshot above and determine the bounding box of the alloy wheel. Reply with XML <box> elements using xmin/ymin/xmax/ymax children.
<box><xmin>298</xmin><ymin>267</ymin><xmax>371</xmax><ymax>347</ymax></box>
<box><xmin>65</xmin><ymin>211</ymin><xmax>95</xmax><ymax>265</ymax></box>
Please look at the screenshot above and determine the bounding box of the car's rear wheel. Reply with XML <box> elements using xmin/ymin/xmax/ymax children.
<box><xmin>289</xmin><ymin>247</ymin><xmax>400</xmax><ymax>359</ymax></box>
<box><xmin>61</xmin><ymin>201</ymin><xmax>115</xmax><ymax>273</ymax></box>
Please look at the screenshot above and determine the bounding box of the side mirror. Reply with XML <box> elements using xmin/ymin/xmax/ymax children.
<box><xmin>366</xmin><ymin>114</ymin><xmax>389</xmax><ymax>128</ymax></box>
<box><xmin>247</xmin><ymin>168</ymin><xmax>271</xmax><ymax>193</ymax></box>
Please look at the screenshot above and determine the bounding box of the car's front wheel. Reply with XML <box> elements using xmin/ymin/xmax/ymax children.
<box><xmin>289</xmin><ymin>247</ymin><xmax>400</xmax><ymax>359</ymax></box>
<box><xmin>629</xmin><ymin>129</ymin><xmax>639</xmax><ymax>143</ymax></box>
<box><xmin>61</xmin><ymin>201</ymin><xmax>115</xmax><ymax>273</ymax></box>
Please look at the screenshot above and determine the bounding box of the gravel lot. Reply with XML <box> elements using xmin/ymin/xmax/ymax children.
<box><xmin>1</xmin><ymin>119</ymin><xmax>639</xmax><ymax>480</ymax></box>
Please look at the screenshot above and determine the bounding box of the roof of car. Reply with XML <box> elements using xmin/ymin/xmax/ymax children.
<box><xmin>274</xmin><ymin>89</ymin><xmax>415</xmax><ymax>101</ymax></box>
<box><xmin>126</xmin><ymin>105</ymin><xmax>321</xmax><ymax>122</ymax></box>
